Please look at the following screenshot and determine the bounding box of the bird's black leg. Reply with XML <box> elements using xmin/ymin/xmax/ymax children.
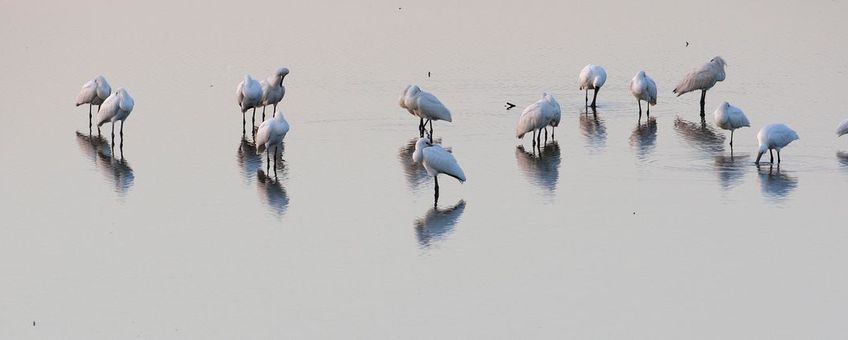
<box><xmin>266</xmin><ymin>149</ymin><xmax>270</xmax><ymax>174</ymax></box>
<box><xmin>88</xmin><ymin>104</ymin><xmax>93</xmax><ymax>133</ymax></box>
<box><xmin>419</xmin><ymin>118</ymin><xmax>424</xmax><ymax>137</ymax></box>
<box><xmin>647</xmin><ymin>102</ymin><xmax>650</xmax><ymax>116</ymax></box>
<box><xmin>120</xmin><ymin>120</ymin><xmax>124</xmax><ymax>150</ymax></box>
<box><xmin>585</xmin><ymin>89</ymin><xmax>588</xmax><ymax>108</ymax></box>
<box><xmin>110</xmin><ymin>123</ymin><xmax>115</xmax><ymax>148</ymax></box>
<box><xmin>531</xmin><ymin>130</ymin><xmax>536</xmax><ymax>147</ymax></box>
<box><xmin>777</xmin><ymin>149</ymin><xmax>781</xmax><ymax>164</ymax></box>
<box><xmin>273</xmin><ymin>104</ymin><xmax>277</xmax><ymax>117</ymax></box>
<box><xmin>429</xmin><ymin>119</ymin><xmax>434</xmax><ymax>140</ymax></box>
<box><xmin>262</xmin><ymin>106</ymin><xmax>266</xmax><ymax>122</ymax></box>
<box><xmin>769</xmin><ymin>149</ymin><xmax>774</xmax><ymax>163</ymax></box>
<box><xmin>544</xmin><ymin>127</ymin><xmax>548</xmax><ymax>142</ymax></box>
<box><xmin>700</xmin><ymin>90</ymin><xmax>706</xmax><ymax>117</ymax></box>
<box><xmin>552</xmin><ymin>126</ymin><xmax>555</xmax><ymax>139</ymax></box>
<box><xmin>638</xmin><ymin>100</ymin><xmax>642</xmax><ymax>117</ymax></box>
<box><xmin>433</xmin><ymin>176</ymin><xmax>440</xmax><ymax>207</ymax></box>
<box><xmin>591</xmin><ymin>88</ymin><xmax>599</xmax><ymax>109</ymax></box>
<box><xmin>730</xmin><ymin>130</ymin><xmax>734</xmax><ymax>147</ymax></box>
<box><xmin>242</xmin><ymin>111</ymin><xmax>246</xmax><ymax>135</ymax></box>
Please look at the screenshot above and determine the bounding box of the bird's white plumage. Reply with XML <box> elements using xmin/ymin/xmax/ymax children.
<box><xmin>95</xmin><ymin>88</ymin><xmax>134</xmax><ymax>126</ymax></box>
<box><xmin>673</xmin><ymin>56</ymin><xmax>727</xmax><ymax>96</ymax></box>
<box><xmin>756</xmin><ymin>123</ymin><xmax>799</xmax><ymax>157</ymax></box>
<box><xmin>236</xmin><ymin>75</ymin><xmax>262</xmax><ymax>113</ymax></box>
<box><xmin>400</xmin><ymin>85</ymin><xmax>452</xmax><ymax>122</ymax></box>
<box><xmin>516</xmin><ymin>93</ymin><xmax>559</xmax><ymax>138</ymax></box>
<box><xmin>413</xmin><ymin>138</ymin><xmax>466</xmax><ymax>182</ymax></box>
<box><xmin>76</xmin><ymin>75</ymin><xmax>111</xmax><ymax>106</ymax></box>
<box><xmin>578</xmin><ymin>64</ymin><xmax>607</xmax><ymax>90</ymax></box>
<box><xmin>255</xmin><ymin>111</ymin><xmax>290</xmax><ymax>154</ymax></box>
<box><xmin>261</xmin><ymin>67</ymin><xmax>289</xmax><ymax>107</ymax></box>
<box><xmin>630</xmin><ymin>71</ymin><xmax>657</xmax><ymax>105</ymax></box>
<box><xmin>836</xmin><ymin>119</ymin><xmax>848</xmax><ymax>137</ymax></box>
<box><xmin>713</xmin><ymin>102</ymin><xmax>750</xmax><ymax>131</ymax></box>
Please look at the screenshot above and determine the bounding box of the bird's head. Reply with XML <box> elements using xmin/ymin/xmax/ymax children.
<box><xmin>711</xmin><ymin>56</ymin><xmax>727</xmax><ymax>68</ymax></box>
<box><xmin>276</xmin><ymin>67</ymin><xmax>290</xmax><ymax>86</ymax></box>
<box><xmin>755</xmin><ymin>144</ymin><xmax>768</xmax><ymax>164</ymax></box>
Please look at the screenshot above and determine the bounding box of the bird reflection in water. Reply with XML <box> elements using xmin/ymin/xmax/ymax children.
<box><xmin>837</xmin><ymin>151</ymin><xmax>848</xmax><ymax>169</ymax></box>
<box><xmin>75</xmin><ymin>131</ymin><xmax>134</xmax><ymax>196</ymax></box>
<box><xmin>414</xmin><ymin>200</ymin><xmax>466</xmax><ymax>248</ymax></box>
<box><xmin>515</xmin><ymin>141</ymin><xmax>561</xmax><ymax>194</ymax></box>
<box><xmin>398</xmin><ymin>137</ymin><xmax>441</xmax><ymax>191</ymax></box>
<box><xmin>630</xmin><ymin>117</ymin><xmax>657</xmax><ymax>159</ymax></box>
<box><xmin>579</xmin><ymin>111</ymin><xmax>606</xmax><ymax>152</ymax></box>
<box><xmin>756</xmin><ymin>164</ymin><xmax>798</xmax><ymax>200</ymax></box>
<box><xmin>236</xmin><ymin>137</ymin><xmax>263</xmax><ymax>184</ymax></box>
<box><xmin>714</xmin><ymin>153</ymin><xmax>749</xmax><ymax>190</ymax></box>
<box><xmin>673</xmin><ymin>116</ymin><xmax>725</xmax><ymax>153</ymax></box>
<box><xmin>256</xmin><ymin>169</ymin><xmax>289</xmax><ymax>217</ymax></box>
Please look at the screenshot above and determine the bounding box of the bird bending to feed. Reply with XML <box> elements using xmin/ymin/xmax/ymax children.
<box><xmin>837</xmin><ymin>119</ymin><xmax>848</xmax><ymax>137</ymax></box>
<box><xmin>260</xmin><ymin>67</ymin><xmax>289</xmax><ymax>121</ymax></box>
<box><xmin>630</xmin><ymin>70</ymin><xmax>657</xmax><ymax>118</ymax></box>
<box><xmin>95</xmin><ymin>88</ymin><xmax>135</xmax><ymax>148</ymax></box>
<box><xmin>713</xmin><ymin>101</ymin><xmax>750</xmax><ymax>147</ymax></box>
<box><xmin>673</xmin><ymin>56</ymin><xmax>727</xmax><ymax>116</ymax></box>
<box><xmin>76</xmin><ymin>75</ymin><xmax>111</xmax><ymax>132</ymax></box>
<box><xmin>755</xmin><ymin>123</ymin><xmax>798</xmax><ymax>164</ymax></box>
<box><xmin>236</xmin><ymin>75</ymin><xmax>263</xmax><ymax>134</ymax></box>
<box><xmin>516</xmin><ymin>93</ymin><xmax>561</xmax><ymax>146</ymax></box>
<box><xmin>399</xmin><ymin>85</ymin><xmax>452</xmax><ymax>141</ymax></box>
<box><xmin>255</xmin><ymin>111</ymin><xmax>290</xmax><ymax>178</ymax></box>
<box><xmin>412</xmin><ymin>137</ymin><xmax>466</xmax><ymax>207</ymax></box>
<box><xmin>578</xmin><ymin>64</ymin><xmax>607</xmax><ymax>109</ymax></box>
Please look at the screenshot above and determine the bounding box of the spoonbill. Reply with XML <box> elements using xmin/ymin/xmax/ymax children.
<box><xmin>673</xmin><ymin>56</ymin><xmax>727</xmax><ymax>116</ymax></box>
<box><xmin>630</xmin><ymin>71</ymin><xmax>657</xmax><ymax>118</ymax></box>
<box><xmin>755</xmin><ymin>123</ymin><xmax>799</xmax><ymax>164</ymax></box>
<box><xmin>236</xmin><ymin>75</ymin><xmax>262</xmax><ymax>134</ymax></box>
<box><xmin>260</xmin><ymin>67</ymin><xmax>289</xmax><ymax>121</ymax></box>
<box><xmin>76</xmin><ymin>75</ymin><xmax>111</xmax><ymax>131</ymax></box>
<box><xmin>837</xmin><ymin>119</ymin><xmax>848</xmax><ymax>137</ymax></box>
<box><xmin>95</xmin><ymin>88</ymin><xmax>135</xmax><ymax>148</ymax></box>
<box><xmin>255</xmin><ymin>111</ymin><xmax>290</xmax><ymax>177</ymax></box>
<box><xmin>713</xmin><ymin>101</ymin><xmax>750</xmax><ymax>147</ymax></box>
<box><xmin>400</xmin><ymin>85</ymin><xmax>452</xmax><ymax>141</ymax></box>
<box><xmin>412</xmin><ymin>138</ymin><xmax>466</xmax><ymax>206</ymax></box>
<box><xmin>516</xmin><ymin>93</ymin><xmax>560</xmax><ymax>146</ymax></box>
<box><xmin>578</xmin><ymin>64</ymin><xmax>607</xmax><ymax>109</ymax></box>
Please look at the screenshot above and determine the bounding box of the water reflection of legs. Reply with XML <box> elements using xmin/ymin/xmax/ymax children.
<box><xmin>433</xmin><ymin>176</ymin><xmax>440</xmax><ymax>208</ymax></box>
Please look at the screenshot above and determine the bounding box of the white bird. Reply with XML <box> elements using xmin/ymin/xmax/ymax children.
<box><xmin>412</xmin><ymin>137</ymin><xmax>466</xmax><ymax>206</ymax></box>
<box><xmin>400</xmin><ymin>85</ymin><xmax>452</xmax><ymax>140</ymax></box>
<box><xmin>255</xmin><ymin>111</ymin><xmax>290</xmax><ymax>177</ymax></box>
<box><xmin>75</xmin><ymin>75</ymin><xmax>111</xmax><ymax>131</ymax></box>
<box><xmin>630</xmin><ymin>70</ymin><xmax>657</xmax><ymax>117</ymax></box>
<box><xmin>673</xmin><ymin>56</ymin><xmax>727</xmax><ymax>116</ymax></box>
<box><xmin>260</xmin><ymin>67</ymin><xmax>289</xmax><ymax>121</ymax></box>
<box><xmin>516</xmin><ymin>93</ymin><xmax>560</xmax><ymax>146</ymax></box>
<box><xmin>755</xmin><ymin>123</ymin><xmax>799</xmax><ymax>164</ymax></box>
<box><xmin>236</xmin><ymin>75</ymin><xmax>263</xmax><ymax>134</ymax></box>
<box><xmin>836</xmin><ymin>119</ymin><xmax>848</xmax><ymax>137</ymax></box>
<box><xmin>713</xmin><ymin>101</ymin><xmax>750</xmax><ymax>147</ymax></box>
<box><xmin>578</xmin><ymin>64</ymin><xmax>607</xmax><ymax>109</ymax></box>
<box><xmin>95</xmin><ymin>88</ymin><xmax>135</xmax><ymax>148</ymax></box>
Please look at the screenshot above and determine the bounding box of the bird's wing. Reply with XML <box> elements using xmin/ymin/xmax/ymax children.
<box><xmin>76</xmin><ymin>79</ymin><xmax>97</xmax><ymax>105</ymax></box>
<box><xmin>96</xmin><ymin>78</ymin><xmax>111</xmax><ymax>100</ymax></box>
<box><xmin>726</xmin><ymin>104</ymin><xmax>749</xmax><ymax>128</ymax></box>
<box><xmin>423</xmin><ymin>146</ymin><xmax>466</xmax><ymax>182</ymax></box>
<box><xmin>118</xmin><ymin>91</ymin><xmax>135</xmax><ymax>118</ymax></box>
<box><xmin>260</xmin><ymin>80</ymin><xmax>270</xmax><ymax>103</ymax></box>
<box><xmin>838</xmin><ymin>120</ymin><xmax>848</xmax><ymax>137</ymax></box>
<box><xmin>578</xmin><ymin>65</ymin><xmax>592</xmax><ymax>90</ymax></box>
<box><xmin>674</xmin><ymin>67</ymin><xmax>717</xmax><ymax>95</ymax></box>
<box><xmin>646</xmin><ymin>77</ymin><xmax>658</xmax><ymax>105</ymax></box>
<box><xmin>255</xmin><ymin>120</ymin><xmax>272</xmax><ymax>153</ymax></box>
<box><xmin>591</xmin><ymin>66</ymin><xmax>607</xmax><ymax>88</ymax></box>
<box><xmin>516</xmin><ymin>101</ymin><xmax>544</xmax><ymax>138</ymax></box>
<box><xmin>95</xmin><ymin>93</ymin><xmax>119</xmax><ymax>126</ymax></box>
<box><xmin>236</xmin><ymin>80</ymin><xmax>245</xmax><ymax>106</ymax></box>
<box><xmin>416</xmin><ymin>92</ymin><xmax>452</xmax><ymax>122</ymax></box>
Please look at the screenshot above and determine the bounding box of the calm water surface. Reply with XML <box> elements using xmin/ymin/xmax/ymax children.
<box><xmin>2</xmin><ymin>0</ymin><xmax>848</xmax><ymax>338</ymax></box>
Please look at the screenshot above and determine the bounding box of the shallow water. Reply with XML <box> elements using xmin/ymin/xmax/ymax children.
<box><xmin>2</xmin><ymin>0</ymin><xmax>848</xmax><ymax>338</ymax></box>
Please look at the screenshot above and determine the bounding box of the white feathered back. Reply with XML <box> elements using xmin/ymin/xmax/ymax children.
<box><xmin>713</xmin><ymin>102</ymin><xmax>749</xmax><ymax>131</ymax></box>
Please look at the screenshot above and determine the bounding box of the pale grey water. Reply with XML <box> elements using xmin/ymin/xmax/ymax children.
<box><xmin>2</xmin><ymin>0</ymin><xmax>848</xmax><ymax>338</ymax></box>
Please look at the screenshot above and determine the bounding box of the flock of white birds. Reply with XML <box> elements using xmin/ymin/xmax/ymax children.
<box><xmin>75</xmin><ymin>56</ymin><xmax>848</xmax><ymax>203</ymax></box>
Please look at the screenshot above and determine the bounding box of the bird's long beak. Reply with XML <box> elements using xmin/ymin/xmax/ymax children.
<box><xmin>755</xmin><ymin>151</ymin><xmax>763</xmax><ymax>164</ymax></box>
